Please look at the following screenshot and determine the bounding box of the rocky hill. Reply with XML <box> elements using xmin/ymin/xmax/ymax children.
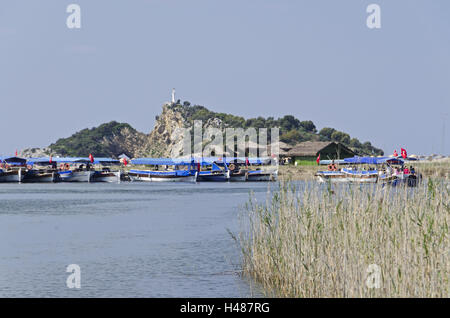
<box><xmin>21</xmin><ymin>101</ymin><xmax>383</xmax><ymax>158</ymax></box>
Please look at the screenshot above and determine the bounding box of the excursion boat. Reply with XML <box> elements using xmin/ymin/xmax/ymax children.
<box><xmin>314</xmin><ymin>170</ymin><xmax>348</xmax><ymax>183</ymax></box>
<box><xmin>197</xmin><ymin>162</ymin><xmax>229</xmax><ymax>182</ymax></box>
<box><xmin>196</xmin><ymin>158</ymin><xmax>230</xmax><ymax>182</ymax></box>
<box><xmin>196</xmin><ymin>157</ymin><xmax>278</xmax><ymax>182</ymax></box>
<box><xmin>316</xmin><ymin>156</ymin><xmax>419</xmax><ymax>186</ymax></box>
<box><xmin>245</xmin><ymin>157</ymin><xmax>278</xmax><ymax>182</ymax></box>
<box><xmin>53</xmin><ymin>157</ymin><xmax>95</xmax><ymax>182</ymax></box>
<box><xmin>223</xmin><ymin>158</ymin><xmax>248</xmax><ymax>182</ymax></box>
<box><xmin>24</xmin><ymin>158</ymin><xmax>60</xmax><ymax>183</ymax></box>
<box><xmin>228</xmin><ymin>167</ymin><xmax>247</xmax><ymax>182</ymax></box>
<box><xmin>92</xmin><ymin>169</ymin><xmax>121</xmax><ymax>183</ymax></box>
<box><xmin>377</xmin><ymin>157</ymin><xmax>421</xmax><ymax>187</ymax></box>
<box><xmin>247</xmin><ymin>169</ymin><xmax>278</xmax><ymax>182</ymax></box>
<box><xmin>25</xmin><ymin>170</ymin><xmax>60</xmax><ymax>183</ymax></box>
<box><xmin>90</xmin><ymin>158</ymin><xmax>122</xmax><ymax>183</ymax></box>
<box><xmin>0</xmin><ymin>157</ymin><xmax>27</xmax><ymax>183</ymax></box>
<box><xmin>129</xmin><ymin>158</ymin><xmax>198</xmax><ymax>182</ymax></box>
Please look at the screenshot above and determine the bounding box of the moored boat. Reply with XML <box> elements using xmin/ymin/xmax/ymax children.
<box><xmin>90</xmin><ymin>158</ymin><xmax>122</xmax><ymax>183</ymax></box>
<box><xmin>59</xmin><ymin>170</ymin><xmax>94</xmax><ymax>182</ymax></box>
<box><xmin>315</xmin><ymin>170</ymin><xmax>348</xmax><ymax>183</ymax></box>
<box><xmin>316</xmin><ymin>156</ymin><xmax>420</xmax><ymax>186</ymax></box>
<box><xmin>24</xmin><ymin>158</ymin><xmax>60</xmax><ymax>183</ymax></box>
<box><xmin>196</xmin><ymin>160</ymin><xmax>229</xmax><ymax>182</ymax></box>
<box><xmin>92</xmin><ymin>170</ymin><xmax>121</xmax><ymax>183</ymax></box>
<box><xmin>24</xmin><ymin>170</ymin><xmax>60</xmax><ymax>183</ymax></box>
<box><xmin>51</xmin><ymin>157</ymin><xmax>95</xmax><ymax>182</ymax></box>
<box><xmin>244</xmin><ymin>157</ymin><xmax>278</xmax><ymax>182</ymax></box>
<box><xmin>129</xmin><ymin>158</ymin><xmax>197</xmax><ymax>182</ymax></box>
<box><xmin>247</xmin><ymin>169</ymin><xmax>278</xmax><ymax>181</ymax></box>
<box><xmin>0</xmin><ymin>157</ymin><xmax>27</xmax><ymax>183</ymax></box>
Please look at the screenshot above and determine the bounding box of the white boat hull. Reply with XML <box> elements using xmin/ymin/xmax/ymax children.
<box><xmin>129</xmin><ymin>172</ymin><xmax>197</xmax><ymax>183</ymax></box>
<box><xmin>0</xmin><ymin>169</ymin><xmax>25</xmax><ymax>183</ymax></box>
<box><xmin>316</xmin><ymin>175</ymin><xmax>348</xmax><ymax>183</ymax></box>
<box><xmin>24</xmin><ymin>172</ymin><xmax>59</xmax><ymax>183</ymax></box>
<box><xmin>229</xmin><ymin>174</ymin><xmax>247</xmax><ymax>182</ymax></box>
<box><xmin>91</xmin><ymin>171</ymin><xmax>121</xmax><ymax>183</ymax></box>
<box><xmin>59</xmin><ymin>170</ymin><xmax>93</xmax><ymax>182</ymax></box>
<box><xmin>247</xmin><ymin>170</ymin><xmax>278</xmax><ymax>182</ymax></box>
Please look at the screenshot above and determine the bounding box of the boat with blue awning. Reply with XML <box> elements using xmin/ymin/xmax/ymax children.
<box><xmin>0</xmin><ymin>156</ymin><xmax>27</xmax><ymax>182</ymax></box>
<box><xmin>51</xmin><ymin>157</ymin><xmax>94</xmax><ymax>182</ymax></box>
<box><xmin>90</xmin><ymin>158</ymin><xmax>122</xmax><ymax>183</ymax></box>
<box><xmin>197</xmin><ymin>160</ymin><xmax>229</xmax><ymax>182</ymax></box>
<box><xmin>315</xmin><ymin>156</ymin><xmax>420</xmax><ymax>185</ymax></box>
<box><xmin>129</xmin><ymin>158</ymin><xmax>198</xmax><ymax>182</ymax></box>
<box><xmin>24</xmin><ymin>157</ymin><xmax>60</xmax><ymax>182</ymax></box>
<box><xmin>196</xmin><ymin>157</ymin><xmax>278</xmax><ymax>182</ymax></box>
<box><xmin>244</xmin><ymin>157</ymin><xmax>278</xmax><ymax>182</ymax></box>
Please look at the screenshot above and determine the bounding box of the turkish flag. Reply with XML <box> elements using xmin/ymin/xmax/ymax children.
<box><xmin>393</xmin><ymin>150</ymin><xmax>398</xmax><ymax>157</ymax></box>
<box><xmin>316</xmin><ymin>153</ymin><xmax>320</xmax><ymax>165</ymax></box>
<box><xmin>123</xmin><ymin>158</ymin><xmax>128</xmax><ymax>166</ymax></box>
<box><xmin>401</xmin><ymin>148</ymin><xmax>407</xmax><ymax>159</ymax></box>
<box><xmin>89</xmin><ymin>153</ymin><xmax>94</xmax><ymax>163</ymax></box>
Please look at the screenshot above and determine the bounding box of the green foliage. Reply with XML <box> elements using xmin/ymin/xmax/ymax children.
<box><xmin>280</xmin><ymin>129</ymin><xmax>304</xmax><ymax>144</ymax></box>
<box><xmin>49</xmin><ymin>121</ymin><xmax>135</xmax><ymax>157</ymax></box>
<box><xmin>319</xmin><ymin>127</ymin><xmax>383</xmax><ymax>156</ymax></box>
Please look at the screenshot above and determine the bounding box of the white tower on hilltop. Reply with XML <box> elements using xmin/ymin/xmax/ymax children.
<box><xmin>171</xmin><ymin>88</ymin><xmax>176</xmax><ymax>104</ymax></box>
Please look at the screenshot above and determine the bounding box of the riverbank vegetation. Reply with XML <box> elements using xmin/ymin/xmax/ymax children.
<box><xmin>237</xmin><ymin>180</ymin><xmax>449</xmax><ymax>297</ymax></box>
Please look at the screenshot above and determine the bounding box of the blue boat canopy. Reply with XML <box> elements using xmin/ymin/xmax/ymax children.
<box><xmin>26</xmin><ymin>157</ymin><xmax>119</xmax><ymax>165</ymax></box>
<box><xmin>343</xmin><ymin>156</ymin><xmax>404</xmax><ymax>165</ymax></box>
<box><xmin>198</xmin><ymin>157</ymin><xmax>272</xmax><ymax>165</ymax></box>
<box><xmin>131</xmin><ymin>158</ymin><xmax>196</xmax><ymax>166</ymax></box>
<box><xmin>90</xmin><ymin>157</ymin><xmax>120</xmax><ymax>165</ymax></box>
<box><xmin>0</xmin><ymin>156</ymin><xmax>27</xmax><ymax>165</ymax></box>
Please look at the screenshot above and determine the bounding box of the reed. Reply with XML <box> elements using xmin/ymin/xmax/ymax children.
<box><xmin>237</xmin><ymin>180</ymin><xmax>449</xmax><ymax>297</ymax></box>
<box><xmin>412</xmin><ymin>159</ymin><xmax>450</xmax><ymax>179</ymax></box>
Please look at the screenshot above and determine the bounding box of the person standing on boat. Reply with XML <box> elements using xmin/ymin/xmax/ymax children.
<box><xmin>386</xmin><ymin>165</ymin><xmax>392</xmax><ymax>176</ymax></box>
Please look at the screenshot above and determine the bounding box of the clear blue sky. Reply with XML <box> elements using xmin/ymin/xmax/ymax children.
<box><xmin>1</xmin><ymin>0</ymin><xmax>449</xmax><ymax>156</ymax></box>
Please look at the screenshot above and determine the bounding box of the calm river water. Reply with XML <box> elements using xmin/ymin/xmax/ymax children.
<box><xmin>0</xmin><ymin>182</ymin><xmax>275</xmax><ymax>297</ymax></box>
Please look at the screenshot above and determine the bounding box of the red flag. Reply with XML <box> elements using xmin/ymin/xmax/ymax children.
<box><xmin>316</xmin><ymin>153</ymin><xmax>320</xmax><ymax>165</ymax></box>
<box><xmin>15</xmin><ymin>149</ymin><xmax>18</xmax><ymax>156</ymax></box>
<box><xmin>401</xmin><ymin>148</ymin><xmax>407</xmax><ymax>159</ymax></box>
<box><xmin>89</xmin><ymin>153</ymin><xmax>94</xmax><ymax>163</ymax></box>
<box><xmin>393</xmin><ymin>150</ymin><xmax>398</xmax><ymax>157</ymax></box>
<box><xmin>245</xmin><ymin>157</ymin><xmax>249</xmax><ymax>167</ymax></box>
<box><xmin>123</xmin><ymin>158</ymin><xmax>128</xmax><ymax>166</ymax></box>
<box><xmin>197</xmin><ymin>162</ymin><xmax>201</xmax><ymax>172</ymax></box>
<box><xmin>49</xmin><ymin>155</ymin><xmax>52</xmax><ymax>163</ymax></box>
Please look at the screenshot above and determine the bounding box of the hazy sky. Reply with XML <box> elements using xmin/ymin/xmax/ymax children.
<box><xmin>1</xmin><ymin>0</ymin><xmax>449</xmax><ymax>156</ymax></box>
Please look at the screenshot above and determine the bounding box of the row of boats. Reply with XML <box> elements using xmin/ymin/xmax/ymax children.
<box><xmin>315</xmin><ymin>156</ymin><xmax>421</xmax><ymax>186</ymax></box>
<box><xmin>0</xmin><ymin>156</ymin><xmax>278</xmax><ymax>183</ymax></box>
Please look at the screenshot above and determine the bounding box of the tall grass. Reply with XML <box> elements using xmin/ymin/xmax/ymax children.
<box><xmin>413</xmin><ymin>159</ymin><xmax>450</xmax><ymax>179</ymax></box>
<box><xmin>237</xmin><ymin>180</ymin><xmax>449</xmax><ymax>297</ymax></box>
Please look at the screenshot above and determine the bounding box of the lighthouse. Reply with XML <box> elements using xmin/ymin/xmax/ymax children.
<box><xmin>171</xmin><ymin>88</ymin><xmax>176</xmax><ymax>104</ymax></box>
